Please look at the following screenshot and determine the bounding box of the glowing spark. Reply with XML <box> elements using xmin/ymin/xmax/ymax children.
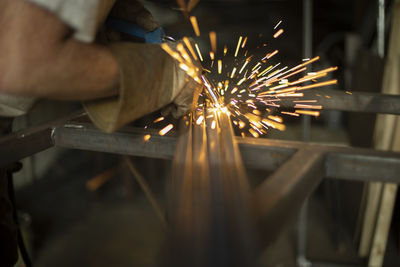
<box><xmin>231</xmin><ymin>67</ymin><xmax>237</xmax><ymax>78</ymax></box>
<box><xmin>211</xmin><ymin>120</ymin><xmax>216</xmax><ymax>129</ymax></box>
<box><xmin>143</xmin><ymin>134</ymin><xmax>151</xmax><ymax>142</ymax></box>
<box><xmin>253</xmin><ymin>110</ymin><xmax>262</xmax><ymax>115</ymax></box>
<box><xmin>268</xmin><ymin>115</ymin><xmax>283</xmax><ymax>123</ymax></box>
<box><xmin>209</xmin><ymin>31</ymin><xmax>217</xmax><ymax>53</ymax></box>
<box><xmin>161</xmin><ymin>43</ymin><xmax>184</xmax><ymax>63</ymax></box>
<box><xmin>257</xmin><ymin>66</ymin><xmax>273</xmax><ymax>77</ymax></box>
<box><xmin>224</xmin><ymin>80</ymin><xmax>229</xmax><ymax>91</ymax></box>
<box><xmin>183</xmin><ymin>37</ymin><xmax>198</xmax><ymax>61</ymax></box>
<box><xmin>280</xmin><ymin>111</ymin><xmax>299</xmax><ymax>117</ymax></box>
<box><xmin>293</xmin><ymin>100</ymin><xmax>317</xmax><ymax>103</ymax></box>
<box><xmin>273</xmin><ymin>29</ymin><xmax>284</xmax><ymax>38</ymax></box>
<box><xmin>262</xmin><ymin>119</ymin><xmax>286</xmax><ymax>131</ymax></box>
<box><xmin>209</xmin><ymin>51</ymin><xmax>215</xmax><ymax>61</ymax></box>
<box><xmin>294</xmin><ymin>104</ymin><xmax>323</xmax><ymax>109</ymax></box>
<box><xmin>195</xmin><ymin>43</ymin><xmax>204</xmax><ymax>61</ymax></box>
<box><xmin>241</xmin><ymin>37</ymin><xmax>248</xmax><ymax>48</ymax></box>
<box><xmin>297</xmin><ymin>79</ymin><xmax>338</xmax><ymax>91</ymax></box>
<box><xmin>249</xmin><ymin>129</ymin><xmax>260</xmax><ymax>138</ymax></box>
<box><xmin>177</xmin><ymin>43</ymin><xmax>192</xmax><ymax>63</ymax></box>
<box><xmin>159</xmin><ymin>124</ymin><xmax>174</xmax><ymax>135</ymax></box>
<box><xmin>224</xmin><ymin>45</ymin><xmax>228</xmax><ymax>56</ymax></box>
<box><xmin>218</xmin><ymin>60</ymin><xmax>222</xmax><ymax>74</ymax></box>
<box><xmin>274</xmin><ymin>20</ymin><xmax>282</xmax><ymax>29</ymax></box>
<box><xmin>190</xmin><ymin>16</ymin><xmax>200</xmax><ymax>36</ymax></box>
<box><xmin>231</xmin><ymin>87</ymin><xmax>238</xmax><ymax>94</ymax></box>
<box><xmin>295</xmin><ymin>110</ymin><xmax>320</xmax><ymax>116</ymax></box>
<box><xmin>237</xmin><ymin>77</ymin><xmax>246</xmax><ymax>86</ymax></box>
<box><xmin>266</xmin><ymin>50</ymin><xmax>279</xmax><ymax>59</ymax></box>
<box><xmin>153</xmin><ymin>117</ymin><xmax>164</xmax><ymax>123</ymax></box>
<box><xmin>346</xmin><ymin>91</ymin><xmax>352</xmax><ymax>95</ymax></box>
<box><xmin>179</xmin><ymin>63</ymin><xmax>189</xmax><ymax>72</ymax></box>
<box><xmin>239</xmin><ymin>121</ymin><xmax>246</xmax><ymax>129</ymax></box>
<box><xmin>252</xmin><ymin>63</ymin><xmax>261</xmax><ymax>71</ymax></box>
<box><xmin>196</xmin><ymin>115</ymin><xmax>204</xmax><ymax>125</ymax></box>
<box><xmin>239</xmin><ymin>60</ymin><xmax>249</xmax><ymax>74</ymax></box>
<box><xmin>235</xmin><ymin>36</ymin><xmax>243</xmax><ymax>57</ymax></box>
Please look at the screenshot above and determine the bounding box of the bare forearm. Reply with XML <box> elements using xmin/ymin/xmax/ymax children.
<box><xmin>0</xmin><ymin>0</ymin><xmax>119</xmax><ymax>101</ymax></box>
<box><xmin>28</xmin><ymin>40</ymin><xmax>120</xmax><ymax>100</ymax></box>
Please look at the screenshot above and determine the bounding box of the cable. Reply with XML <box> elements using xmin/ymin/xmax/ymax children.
<box><xmin>7</xmin><ymin>169</ymin><xmax>33</xmax><ymax>267</ymax></box>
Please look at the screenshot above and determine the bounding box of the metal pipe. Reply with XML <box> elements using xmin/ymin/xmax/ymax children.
<box><xmin>377</xmin><ymin>0</ymin><xmax>385</xmax><ymax>57</ymax></box>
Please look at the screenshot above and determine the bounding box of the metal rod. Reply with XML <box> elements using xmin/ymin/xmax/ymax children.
<box><xmin>124</xmin><ymin>156</ymin><xmax>166</xmax><ymax>225</ymax></box>
<box><xmin>253</xmin><ymin>148</ymin><xmax>324</xmax><ymax>247</ymax></box>
<box><xmin>302</xmin><ymin>0</ymin><xmax>313</xmax><ymax>143</ymax></box>
<box><xmin>299</xmin><ymin>0</ymin><xmax>313</xmax><ymax>264</ymax></box>
<box><xmin>165</xmin><ymin>107</ymin><xmax>257</xmax><ymax>266</ymax></box>
<box><xmin>47</xmin><ymin>123</ymin><xmax>400</xmax><ymax>183</ymax></box>
<box><xmin>377</xmin><ymin>0</ymin><xmax>385</xmax><ymax>57</ymax></box>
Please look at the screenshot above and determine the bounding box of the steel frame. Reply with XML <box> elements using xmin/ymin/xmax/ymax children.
<box><xmin>1</xmin><ymin>91</ymin><xmax>400</xmax><ymax>265</ymax></box>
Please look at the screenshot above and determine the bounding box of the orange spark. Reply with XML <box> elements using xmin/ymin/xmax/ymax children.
<box><xmin>295</xmin><ymin>110</ymin><xmax>320</xmax><ymax>116</ymax></box>
<box><xmin>209</xmin><ymin>31</ymin><xmax>217</xmax><ymax>53</ymax></box>
<box><xmin>153</xmin><ymin>117</ymin><xmax>164</xmax><ymax>123</ymax></box>
<box><xmin>190</xmin><ymin>16</ymin><xmax>200</xmax><ymax>36</ymax></box>
<box><xmin>143</xmin><ymin>134</ymin><xmax>151</xmax><ymax>142</ymax></box>
<box><xmin>273</xmin><ymin>29</ymin><xmax>284</xmax><ymax>38</ymax></box>
<box><xmin>235</xmin><ymin>36</ymin><xmax>243</xmax><ymax>57</ymax></box>
<box><xmin>159</xmin><ymin>124</ymin><xmax>174</xmax><ymax>135</ymax></box>
<box><xmin>183</xmin><ymin>37</ymin><xmax>198</xmax><ymax>61</ymax></box>
<box><xmin>194</xmin><ymin>43</ymin><xmax>203</xmax><ymax>61</ymax></box>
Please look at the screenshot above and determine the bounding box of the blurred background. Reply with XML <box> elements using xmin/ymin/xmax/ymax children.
<box><xmin>9</xmin><ymin>0</ymin><xmax>400</xmax><ymax>266</ymax></box>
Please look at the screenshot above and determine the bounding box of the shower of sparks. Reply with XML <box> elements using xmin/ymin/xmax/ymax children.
<box><xmin>159</xmin><ymin>11</ymin><xmax>338</xmax><ymax>139</ymax></box>
<box><xmin>159</xmin><ymin>124</ymin><xmax>174</xmax><ymax>136</ymax></box>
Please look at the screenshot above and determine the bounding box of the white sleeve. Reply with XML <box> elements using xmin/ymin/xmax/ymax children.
<box><xmin>0</xmin><ymin>94</ymin><xmax>36</xmax><ymax>117</ymax></box>
<box><xmin>26</xmin><ymin>0</ymin><xmax>116</xmax><ymax>43</ymax></box>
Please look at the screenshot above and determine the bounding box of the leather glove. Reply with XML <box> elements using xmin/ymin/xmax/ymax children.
<box><xmin>84</xmin><ymin>41</ymin><xmax>202</xmax><ymax>133</ymax></box>
<box><xmin>84</xmin><ymin>1</ymin><xmax>202</xmax><ymax>132</ymax></box>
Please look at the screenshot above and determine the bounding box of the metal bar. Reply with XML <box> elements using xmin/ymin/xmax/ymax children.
<box><xmin>377</xmin><ymin>0</ymin><xmax>385</xmax><ymax>57</ymax></box>
<box><xmin>0</xmin><ymin>125</ymin><xmax>54</xmax><ymax>168</ymax></box>
<box><xmin>302</xmin><ymin>0</ymin><xmax>313</xmax><ymax>143</ymax></box>
<box><xmin>124</xmin><ymin>156</ymin><xmax>166</xmax><ymax>224</ymax></box>
<box><xmin>0</xmin><ymin>111</ymin><xmax>85</xmax><ymax>167</ymax></box>
<box><xmin>253</xmin><ymin>148</ymin><xmax>324</xmax><ymax>247</ymax></box>
<box><xmin>165</xmin><ymin>108</ymin><xmax>257</xmax><ymax>266</ymax></box>
<box><xmin>49</xmin><ymin>124</ymin><xmax>400</xmax><ymax>183</ymax></box>
<box><xmin>53</xmin><ymin>123</ymin><xmax>176</xmax><ymax>160</ymax></box>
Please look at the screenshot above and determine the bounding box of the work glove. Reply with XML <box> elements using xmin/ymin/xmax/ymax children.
<box><xmin>84</xmin><ymin>1</ymin><xmax>202</xmax><ymax>133</ymax></box>
<box><xmin>84</xmin><ymin>41</ymin><xmax>201</xmax><ymax>133</ymax></box>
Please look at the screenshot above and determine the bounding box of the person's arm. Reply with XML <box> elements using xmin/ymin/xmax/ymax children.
<box><xmin>0</xmin><ymin>0</ymin><xmax>119</xmax><ymax>100</ymax></box>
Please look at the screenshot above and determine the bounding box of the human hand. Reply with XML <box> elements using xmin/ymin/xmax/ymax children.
<box><xmin>162</xmin><ymin>39</ymin><xmax>203</xmax><ymax>118</ymax></box>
